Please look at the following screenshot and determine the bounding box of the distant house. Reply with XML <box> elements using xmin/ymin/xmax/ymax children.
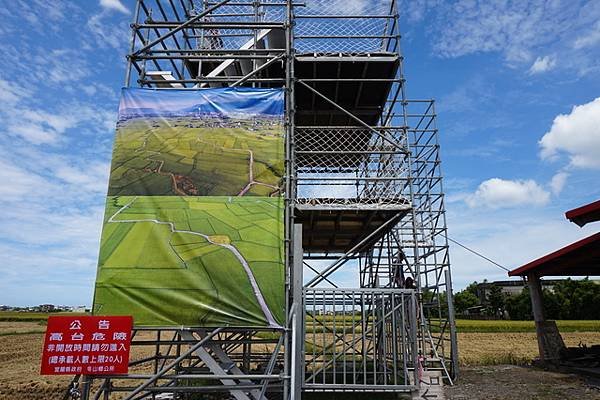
<box><xmin>464</xmin><ymin>305</ymin><xmax>486</xmax><ymax>316</ymax></box>
<box><xmin>38</xmin><ymin>304</ymin><xmax>55</xmax><ymax>312</ymax></box>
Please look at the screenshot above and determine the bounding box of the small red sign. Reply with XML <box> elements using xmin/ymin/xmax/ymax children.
<box><xmin>40</xmin><ymin>316</ymin><xmax>133</xmax><ymax>375</ymax></box>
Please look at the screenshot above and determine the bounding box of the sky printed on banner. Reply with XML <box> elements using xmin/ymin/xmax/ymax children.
<box><xmin>119</xmin><ymin>88</ymin><xmax>285</xmax><ymax>118</ymax></box>
<box><xmin>0</xmin><ymin>0</ymin><xmax>598</xmax><ymax>306</ymax></box>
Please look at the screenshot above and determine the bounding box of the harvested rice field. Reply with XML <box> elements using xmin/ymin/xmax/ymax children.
<box><xmin>0</xmin><ymin>319</ymin><xmax>599</xmax><ymax>399</ymax></box>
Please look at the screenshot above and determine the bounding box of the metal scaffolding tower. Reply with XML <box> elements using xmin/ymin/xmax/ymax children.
<box><xmin>74</xmin><ymin>1</ymin><xmax>457</xmax><ymax>398</ymax></box>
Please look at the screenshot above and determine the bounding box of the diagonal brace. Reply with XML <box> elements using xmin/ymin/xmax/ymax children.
<box><xmin>123</xmin><ymin>328</ymin><xmax>222</xmax><ymax>400</ymax></box>
<box><xmin>297</xmin><ymin>80</ymin><xmax>408</xmax><ymax>151</ymax></box>
<box><xmin>305</xmin><ymin>211</ymin><xmax>405</xmax><ymax>288</ymax></box>
<box><xmin>132</xmin><ymin>0</ymin><xmax>232</xmax><ymax>56</ymax></box>
<box><xmin>193</xmin><ymin>330</ymin><xmax>269</xmax><ymax>400</ymax></box>
<box><xmin>182</xmin><ymin>331</ymin><xmax>254</xmax><ymax>400</ymax></box>
<box><xmin>233</xmin><ymin>54</ymin><xmax>285</xmax><ymax>87</ymax></box>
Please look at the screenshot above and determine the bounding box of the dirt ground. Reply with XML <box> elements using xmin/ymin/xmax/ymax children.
<box><xmin>0</xmin><ymin>332</ymin><xmax>155</xmax><ymax>400</ymax></box>
<box><xmin>0</xmin><ymin>333</ymin><xmax>69</xmax><ymax>399</ymax></box>
<box><xmin>446</xmin><ymin>365</ymin><xmax>600</xmax><ymax>399</ymax></box>
<box><xmin>1</xmin><ymin>331</ymin><xmax>600</xmax><ymax>399</ymax></box>
<box><xmin>0</xmin><ymin>321</ymin><xmax>45</xmax><ymax>335</ymax></box>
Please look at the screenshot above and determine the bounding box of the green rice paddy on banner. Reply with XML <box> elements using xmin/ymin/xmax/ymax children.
<box><xmin>93</xmin><ymin>88</ymin><xmax>285</xmax><ymax>328</ymax></box>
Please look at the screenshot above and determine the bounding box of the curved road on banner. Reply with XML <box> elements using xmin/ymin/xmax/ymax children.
<box><xmin>108</xmin><ymin>196</ymin><xmax>281</xmax><ymax>328</ymax></box>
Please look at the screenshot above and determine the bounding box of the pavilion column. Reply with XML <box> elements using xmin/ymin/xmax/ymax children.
<box><xmin>527</xmin><ymin>272</ymin><xmax>546</xmax><ymax>360</ymax></box>
<box><xmin>527</xmin><ymin>272</ymin><xmax>565</xmax><ymax>362</ymax></box>
<box><xmin>527</xmin><ymin>273</ymin><xmax>545</xmax><ymax>323</ymax></box>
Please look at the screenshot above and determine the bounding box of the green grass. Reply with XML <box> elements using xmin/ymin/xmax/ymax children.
<box><xmin>95</xmin><ymin>196</ymin><xmax>285</xmax><ymax>327</ymax></box>
<box><xmin>0</xmin><ymin>330</ymin><xmax>46</xmax><ymax>336</ymax></box>
<box><xmin>302</xmin><ymin>316</ymin><xmax>600</xmax><ymax>334</ymax></box>
<box><xmin>0</xmin><ymin>311</ymin><xmax>88</xmax><ymax>322</ymax></box>
<box><xmin>454</xmin><ymin>319</ymin><xmax>600</xmax><ymax>333</ymax></box>
<box><xmin>108</xmin><ymin>117</ymin><xmax>284</xmax><ymax>196</ymax></box>
<box><xmin>96</xmin><ymin>113</ymin><xmax>285</xmax><ymax>329</ymax></box>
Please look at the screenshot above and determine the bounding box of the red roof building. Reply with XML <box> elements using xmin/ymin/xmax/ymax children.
<box><xmin>508</xmin><ymin>199</ymin><xmax>599</xmax><ymax>362</ymax></box>
<box><xmin>508</xmin><ymin>232</ymin><xmax>600</xmax><ymax>277</ymax></box>
<box><xmin>509</xmin><ymin>199</ymin><xmax>600</xmax><ymax>278</ymax></box>
<box><xmin>565</xmin><ymin>199</ymin><xmax>600</xmax><ymax>227</ymax></box>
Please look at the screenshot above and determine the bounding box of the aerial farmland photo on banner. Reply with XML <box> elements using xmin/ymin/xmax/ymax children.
<box><xmin>93</xmin><ymin>88</ymin><xmax>285</xmax><ymax>328</ymax></box>
<box><xmin>108</xmin><ymin>88</ymin><xmax>284</xmax><ymax>196</ymax></box>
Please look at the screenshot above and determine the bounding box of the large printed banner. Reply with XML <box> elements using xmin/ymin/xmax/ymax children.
<box><xmin>93</xmin><ymin>88</ymin><xmax>285</xmax><ymax>328</ymax></box>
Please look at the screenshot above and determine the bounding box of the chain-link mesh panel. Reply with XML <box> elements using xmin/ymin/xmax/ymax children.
<box><xmin>295</xmin><ymin>127</ymin><xmax>410</xmax><ymax>206</ymax></box>
<box><xmin>189</xmin><ymin>0</ymin><xmax>286</xmax><ymax>50</ymax></box>
<box><xmin>295</xmin><ymin>0</ymin><xmax>396</xmax><ymax>53</ymax></box>
<box><xmin>188</xmin><ymin>0</ymin><xmax>396</xmax><ymax>53</ymax></box>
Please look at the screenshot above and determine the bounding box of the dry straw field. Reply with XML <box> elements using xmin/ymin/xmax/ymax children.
<box><xmin>1</xmin><ymin>315</ymin><xmax>599</xmax><ymax>399</ymax></box>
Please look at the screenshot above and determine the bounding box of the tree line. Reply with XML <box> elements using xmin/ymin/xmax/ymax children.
<box><xmin>453</xmin><ymin>278</ymin><xmax>600</xmax><ymax>320</ymax></box>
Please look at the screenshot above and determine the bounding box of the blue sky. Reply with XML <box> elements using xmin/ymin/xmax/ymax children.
<box><xmin>0</xmin><ymin>0</ymin><xmax>598</xmax><ymax>306</ymax></box>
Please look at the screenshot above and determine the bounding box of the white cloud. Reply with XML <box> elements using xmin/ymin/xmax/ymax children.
<box><xmin>81</xmin><ymin>82</ymin><xmax>117</xmax><ymax>98</ymax></box>
<box><xmin>0</xmin><ymin>203</ymin><xmax>104</xmax><ymax>306</ymax></box>
<box><xmin>574</xmin><ymin>21</ymin><xmax>600</xmax><ymax>49</ymax></box>
<box><xmin>529</xmin><ymin>55</ymin><xmax>556</xmax><ymax>74</ymax></box>
<box><xmin>549</xmin><ymin>172</ymin><xmax>568</xmax><ymax>195</ymax></box>
<box><xmin>0</xmin><ymin>79</ymin><xmax>26</xmax><ymax>104</ymax></box>
<box><xmin>31</xmin><ymin>0</ymin><xmax>70</xmax><ymax>21</ymax></box>
<box><xmin>465</xmin><ymin>178</ymin><xmax>550</xmax><ymax>209</ymax></box>
<box><xmin>0</xmin><ymin>0</ymin><xmax>122</xmax><ymax>306</ymax></box>
<box><xmin>0</xmin><ymin>146</ymin><xmax>110</xmax><ymax>205</ymax></box>
<box><xmin>430</xmin><ymin>1</ymin><xmax>568</xmax><ymax>62</ymax></box>
<box><xmin>405</xmin><ymin>0</ymin><xmax>442</xmax><ymax>22</ymax></box>
<box><xmin>0</xmin><ymin>80</ymin><xmax>115</xmax><ymax>144</ymax></box>
<box><xmin>0</xmin><ymin>202</ymin><xmax>104</xmax><ymax>248</ymax></box>
<box><xmin>308</xmin><ymin>0</ymin><xmax>370</xmax><ymax>14</ymax></box>
<box><xmin>447</xmin><ymin>206</ymin><xmax>598</xmax><ymax>289</ymax></box>
<box><xmin>9</xmin><ymin>122</ymin><xmax>60</xmax><ymax>144</ymax></box>
<box><xmin>409</xmin><ymin>1</ymin><xmax>600</xmax><ymax>74</ymax></box>
<box><xmin>99</xmin><ymin>0</ymin><xmax>129</xmax><ymax>14</ymax></box>
<box><xmin>43</xmin><ymin>49</ymin><xmax>90</xmax><ymax>84</ymax></box>
<box><xmin>6</xmin><ymin>108</ymin><xmax>87</xmax><ymax>145</ymax></box>
<box><xmin>0</xmin><ymin>139</ymin><xmax>111</xmax><ymax>306</ymax></box>
<box><xmin>87</xmin><ymin>12</ymin><xmax>130</xmax><ymax>50</ymax></box>
<box><xmin>539</xmin><ymin>97</ymin><xmax>600</xmax><ymax>169</ymax></box>
<box><xmin>0</xmin><ymin>160</ymin><xmax>52</xmax><ymax>200</ymax></box>
<box><xmin>54</xmin><ymin>162</ymin><xmax>110</xmax><ymax>193</ymax></box>
<box><xmin>0</xmin><ymin>46</ymin><xmax>91</xmax><ymax>91</ymax></box>
<box><xmin>23</xmin><ymin>109</ymin><xmax>79</xmax><ymax>133</ymax></box>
